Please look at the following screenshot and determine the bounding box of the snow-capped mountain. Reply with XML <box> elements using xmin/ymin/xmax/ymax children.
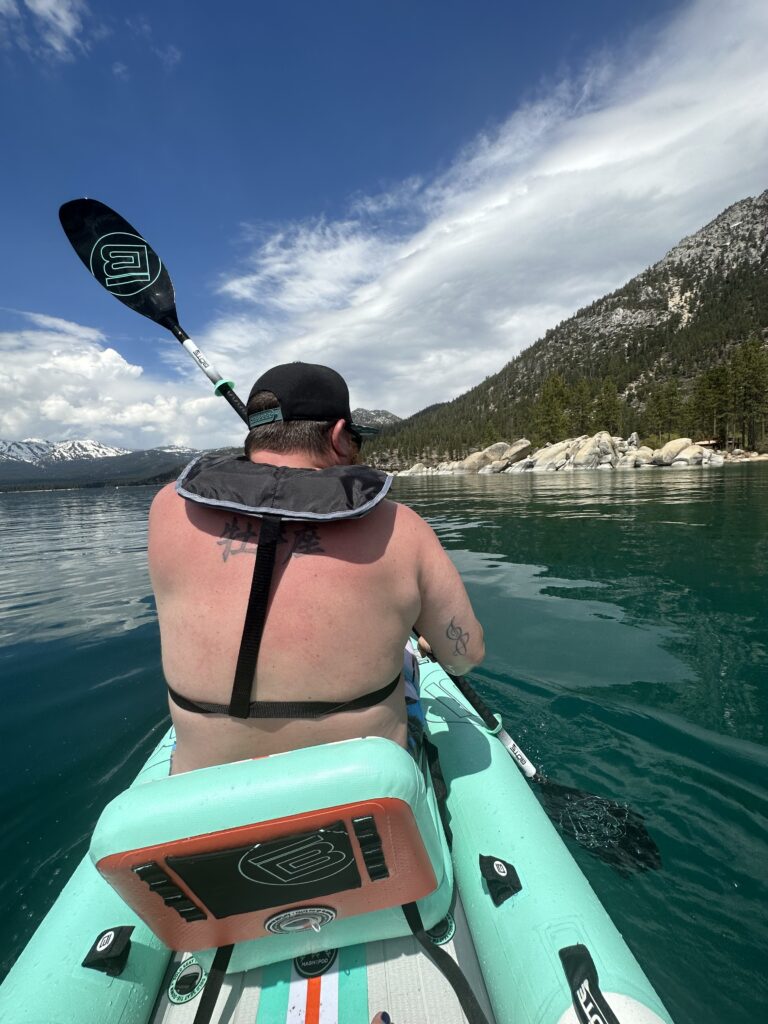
<box><xmin>0</xmin><ymin>438</ymin><xmax>131</xmax><ymax>465</ymax></box>
<box><xmin>152</xmin><ymin>445</ymin><xmax>198</xmax><ymax>456</ymax></box>
<box><xmin>0</xmin><ymin>439</ymin><xmax>201</xmax><ymax>490</ymax></box>
<box><xmin>351</xmin><ymin>408</ymin><xmax>402</xmax><ymax>428</ymax></box>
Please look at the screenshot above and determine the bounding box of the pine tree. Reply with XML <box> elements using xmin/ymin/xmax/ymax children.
<box><xmin>534</xmin><ymin>375</ymin><xmax>569</xmax><ymax>443</ymax></box>
<box><xmin>567</xmin><ymin>379</ymin><xmax>593</xmax><ymax>436</ymax></box>
<box><xmin>592</xmin><ymin>378</ymin><xmax>622</xmax><ymax>434</ymax></box>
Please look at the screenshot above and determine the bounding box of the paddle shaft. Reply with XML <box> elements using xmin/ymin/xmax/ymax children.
<box><xmin>450</xmin><ymin>673</ymin><xmax>539</xmax><ymax>779</ymax></box>
<box><xmin>162</xmin><ymin>318</ymin><xmax>248</xmax><ymax>424</ymax></box>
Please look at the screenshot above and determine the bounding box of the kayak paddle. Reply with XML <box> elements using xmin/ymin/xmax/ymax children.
<box><xmin>450</xmin><ymin>672</ymin><xmax>661</xmax><ymax>875</ymax></box>
<box><xmin>58</xmin><ymin>198</ymin><xmax>248</xmax><ymax>425</ymax></box>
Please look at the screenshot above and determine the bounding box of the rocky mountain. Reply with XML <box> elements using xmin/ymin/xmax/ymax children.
<box><xmin>351</xmin><ymin>408</ymin><xmax>401</xmax><ymax>428</ymax></box>
<box><xmin>506</xmin><ymin>190</ymin><xmax>768</xmax><ymax>397</ymax></box>
<box><xmin>366</xmin><ymin>189</ymin><xmax>768</xmax><ymax>465</ymax></box>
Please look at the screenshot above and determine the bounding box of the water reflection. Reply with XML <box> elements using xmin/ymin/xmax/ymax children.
<box><xmin>394</xmin><ymin>465</ymin><xmax>768</xmax><ymax>744</ymax></box>
<box><xmin>0</xmin><ymin>487</ymin><xmax>157</xmax><ymax>647</ymax></box>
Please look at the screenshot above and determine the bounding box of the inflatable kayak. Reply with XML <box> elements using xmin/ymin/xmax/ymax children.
<box><xmin>0</xmin><ymin>645</ymin><xmax>674</xmax><ymax>1024</ymax></box>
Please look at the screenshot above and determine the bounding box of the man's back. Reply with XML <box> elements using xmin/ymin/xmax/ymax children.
<box><xmin>149</xmin><ymin>479</ymin><xmax>482</xmax><ymax>773</ymax></box>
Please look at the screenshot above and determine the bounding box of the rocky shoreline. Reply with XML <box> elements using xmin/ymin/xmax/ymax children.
<box><xmin>397</xmin><ymin>433</ymin><xmax>768</xmax><ymax>475</ymax></box>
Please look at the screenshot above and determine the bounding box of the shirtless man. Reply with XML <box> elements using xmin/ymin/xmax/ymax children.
<box><xmin>148</xmin><ymin>362</ymin><xmax>484</xmax><ymax>774</ymax></box>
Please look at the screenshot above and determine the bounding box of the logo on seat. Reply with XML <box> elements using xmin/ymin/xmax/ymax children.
<box><xmin>265</xmin><ymin>906</ymin><xmax>337</xmax><ymax>934</ymax></box>
<box><xmin>239</xmin><ymin>832</ymin><xmax>355</xmax><ymax>886</ymax></box>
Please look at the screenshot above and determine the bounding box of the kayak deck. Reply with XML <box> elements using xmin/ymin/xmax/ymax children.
<box><xmin>150</xmin><ymin>895</ymin><xmax>495</xmax><ymax>1024</ymax></box>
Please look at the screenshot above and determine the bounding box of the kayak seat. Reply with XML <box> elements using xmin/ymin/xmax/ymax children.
<box><xmin>89</xmin><ymin>736</ymin><xmax>453</xmax><ymax>973</ymax></box>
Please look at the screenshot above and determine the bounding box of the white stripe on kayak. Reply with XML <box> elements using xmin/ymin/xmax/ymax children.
<box><xmin>286</xmin><ymin>961</ymin><xmax>340</xmax><ymax>1024</ymax></box>
<box><xmin>319</xmin><ymin>964</ymin><xmax>339</xmax><ymax>1023</ymax></box>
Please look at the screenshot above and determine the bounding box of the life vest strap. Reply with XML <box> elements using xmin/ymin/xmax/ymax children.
<box><xmin>229</xmin><ymin>515</ymin><xmax>282</xmax><ymax>718</ymax></box>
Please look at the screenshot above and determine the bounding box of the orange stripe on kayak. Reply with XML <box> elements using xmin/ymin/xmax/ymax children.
<box><xmin>305</xmin><ymin>975</ymin><xmax>321</xmax><ymax>1024</ymax></box>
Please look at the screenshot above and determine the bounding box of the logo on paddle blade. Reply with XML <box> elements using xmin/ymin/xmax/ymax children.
<box><xmin>89</xmin><ymin>231</ymin><xmax>161</xmax><ymax>296</ymax></box>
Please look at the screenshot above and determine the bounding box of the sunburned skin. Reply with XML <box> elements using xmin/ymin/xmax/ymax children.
<box><xmin>148</xmin><ymin>433</ymin><xmax>484</xmax><ymax>774</ymax></box>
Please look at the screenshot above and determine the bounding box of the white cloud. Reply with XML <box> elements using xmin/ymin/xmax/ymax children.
<box><xmin>209</xmin><ymin>0</ymin><xmax>768</xmax><ymax>418</ymax></box>
<box><xmin>22</xmin><ymin>0</ymin><xmax>87</xmax><ymax>59</ymax></box>
<box><xmin>0</xmin><ymin>312</ymin><xmax>243</xmax><ymax>450</ymax></box>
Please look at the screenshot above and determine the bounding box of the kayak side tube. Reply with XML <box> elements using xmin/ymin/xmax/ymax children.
<box><xmin>421</xmin><ymin>663</ymin><xmax>674</xmax><ymax>1024</ymax></box>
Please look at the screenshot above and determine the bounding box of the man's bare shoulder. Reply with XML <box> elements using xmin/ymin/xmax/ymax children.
<box><xmin>382</xmin><ymin>499</ymin><xmax>438</xmax><ymax>541</ymax></box>
<box><xmin>149</xmin><ymin>481</ymin><xmax>183</xmax><ymax>521</ymax></box>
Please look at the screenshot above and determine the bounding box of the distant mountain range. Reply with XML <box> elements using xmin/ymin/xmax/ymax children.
<box><xmin>0</xmin><ymin>409</ymin><xmax>401</xmax><ymax>490</ymax></box>
<box><xmin>0</xmin><ymin>438</ymin><xmax>131</xmax><ymax>464</ymax></box>
<box><xmin>0</xmin><ymin>439</ymin><xmax>198</xmax><ymax>490</ymax></box>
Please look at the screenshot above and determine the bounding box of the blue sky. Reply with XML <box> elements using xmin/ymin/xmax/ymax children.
<box><xmin>1</xmin><ymin>0</ymin><xmax>767</xmax><ymax>450</ymax></box>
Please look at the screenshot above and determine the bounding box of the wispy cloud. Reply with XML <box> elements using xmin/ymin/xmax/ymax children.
<box><xmin>206</xmin><ymin>0</ymin><xmax>768</xmax><ymax>422</ymax></box>
<box><xmin>0</xmin><ymin>0</ymin><xmax>90</xmax><ymax>60</ymax></box>
<box><xmin>125</xmin><ymin>14</ymin><xmax>181</xmax><ymax>72</ymax></box>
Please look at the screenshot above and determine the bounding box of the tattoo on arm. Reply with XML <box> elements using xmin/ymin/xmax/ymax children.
<box><xmin>446</xmin><ymin>617</ymin><xmax>469</xmax><ymax>657</ymax></box>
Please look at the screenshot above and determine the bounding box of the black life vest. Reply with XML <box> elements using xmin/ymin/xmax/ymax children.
<box><xmin>169</xmin><ymin>453</ymin><xmax>396</xmax><ymax>720</ymax></box>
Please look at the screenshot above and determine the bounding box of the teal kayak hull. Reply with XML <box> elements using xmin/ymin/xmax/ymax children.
<box><xmin>0</xmin><ymin>659</ymin><xmax>674</xmax><ymax>1024</ymax></box>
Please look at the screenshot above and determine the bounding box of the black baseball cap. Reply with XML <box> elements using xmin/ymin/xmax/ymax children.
<box><xmin>247</xmin><ymin>362</ymin><xmax>378</xmax><ymax>436</ymax></box>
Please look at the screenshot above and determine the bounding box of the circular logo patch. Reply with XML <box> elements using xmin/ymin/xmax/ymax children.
<box><xmin>265</xmin><ymin>906</ymin><xmax>337</xmax><ymax>935</ymax></box>
<box><xmin>493</xmin><ymin>860</ymin><xmax>508</xmax><ymax>877</ymax></box>
<box><xmin>89</xmin><ymin>231</ymin><xmax>162</xmax><ymax>297</ymax></box>
<box><xmin>426</xmin><ymin>912</ymin><xmax>456</xmax><ymax>946</ymax></box>
<box><xmin>96</xmin><ymin>930</ymin><xmax>114</xmax><ymax>952</ymax></box>
<box><xmin>294</xmin><ymin>948</ymin><xmax>338</xmax><ymax>978</ymax></box>
<box><xmin>168</xmin><ymin>957</ymin><xmax>206</xmax><ymax>1004</ymax></box>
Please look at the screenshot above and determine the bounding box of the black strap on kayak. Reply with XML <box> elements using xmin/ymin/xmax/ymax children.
<box><xmin>229</xmin><ymin>514</ymin><xmax>282</xmax><ymax>718</ymax></box>
<box><xmin>422</xmin><ymin>736</ymin><xmax>452</xmax><ymax>847</ymax></box>
<box><xmin>192</xmin><ymin>944</ymin><xmax>233</xmax><ymax>1024</ymax></box>
<box><xmin>559</xmin><ymin>944</ymin><xmax>621</xmax><ymax>1024</ymax></box>
<box><xmin>402</xmin><ymin>902</ymin><xmax>491</xmax><ymax>1024</ymax></box>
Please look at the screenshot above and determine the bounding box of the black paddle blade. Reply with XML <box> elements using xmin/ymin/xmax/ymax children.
<box><xmin>537</xmin><ymin>779</ymin><xmax>662</xmax><ymax>876</ymax></box>
<box><xmin>59</xmin><ymin>198</ymin><xmax>179</xmax><ymax>329</ymax></box>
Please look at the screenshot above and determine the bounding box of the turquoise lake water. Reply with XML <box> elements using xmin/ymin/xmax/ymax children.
<box><xmin>1</xmin><ymin>466</ymin><xmax>767</xmax><ymax>1020</ymax></box>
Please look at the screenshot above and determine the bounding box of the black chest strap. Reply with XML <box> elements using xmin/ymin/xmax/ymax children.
<box><xmin>167</xmin><ymin>676</ymin><xmax>401</xmax><ymax>720</ymax></box>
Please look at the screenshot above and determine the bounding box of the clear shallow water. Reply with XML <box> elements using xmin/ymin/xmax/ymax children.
<box><xmin>1</xmin><ymin>470</ymin><xmax>767</xmax><ymax>1020</ymax></box>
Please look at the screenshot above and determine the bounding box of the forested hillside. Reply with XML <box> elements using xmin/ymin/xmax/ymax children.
<box><xmin>366</xmin><ymin>190</ymin><xmax>768</xmax><ymax>468</ymax></box>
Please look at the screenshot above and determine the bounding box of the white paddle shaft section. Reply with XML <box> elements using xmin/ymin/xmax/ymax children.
<box><xmin>498</xmin><ymin>728</ymin><xmax>538</xmax><ymax>779</ymax></box>
<box><xmin>181</xmin><ymin>337</ymin><xmax>225</xmax><ymax>386</ymax></box>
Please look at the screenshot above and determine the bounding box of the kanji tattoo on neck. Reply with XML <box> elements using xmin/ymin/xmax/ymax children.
<box><xmin>282</xmin><ymin>525</ymin><xmax>325</xmax><ymax>563</ymax></box>
<box><xmin>217</xmin><ymin>517</ymin><xmax>325</xmax><ymax>564</ymax></box>
<box><xmin>217</xmin><ymin>516</ymin><xmax>287</xmax><ymax>562</ymax></box>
